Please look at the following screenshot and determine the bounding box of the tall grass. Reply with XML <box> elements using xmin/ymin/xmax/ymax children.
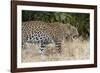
<box><xmin>21</xmin><ymin>38</ymin><xmax>89</xmax><ymax>63</ymax></box>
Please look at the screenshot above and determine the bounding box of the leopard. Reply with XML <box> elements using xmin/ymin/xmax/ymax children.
<box><xmin>22</xmin><ymin>21</ymin><xmax>79</xmax><ymax>55</ymax></box>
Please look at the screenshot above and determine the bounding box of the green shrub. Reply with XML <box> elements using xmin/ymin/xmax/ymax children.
<box><xmin>22</xmin><ymin>10</ymin><xmax>90</xmax><ymax>39</ymax></box>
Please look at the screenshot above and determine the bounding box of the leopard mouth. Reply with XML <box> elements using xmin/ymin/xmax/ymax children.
<box><xmin>73</xmin><ymin>35</ymin><xmax>78</xmax><ymax>39</ymax></box>
<box><xmin>73</xmin><ymin>34</ymin><xmax>79</xmax><ymax>39</ymax></box>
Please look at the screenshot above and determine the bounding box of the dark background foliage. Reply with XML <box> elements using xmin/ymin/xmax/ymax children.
<box><xmin>22</xmin><ymin>10</ymin><xmax>90</xmax><ymax>39</ymax></box>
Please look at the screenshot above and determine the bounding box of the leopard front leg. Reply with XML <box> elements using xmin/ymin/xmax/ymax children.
<box><xmin>55</xmin><ymin>42</ymin><xmax>62</xmax><ymax>54</ymax></box>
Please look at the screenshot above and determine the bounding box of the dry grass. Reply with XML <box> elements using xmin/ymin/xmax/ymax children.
<box><xmin>21</xmin><ymin>39</ymin><xmax>89</xmax><ymax>63</ymax></box>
